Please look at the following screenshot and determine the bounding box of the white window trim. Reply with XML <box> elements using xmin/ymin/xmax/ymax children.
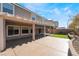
<box><xmin>7</xmin><ymin>25</ymin><xmax>20</xmax><ymax>37</ymax></box>
<box><xmin>21</xmin><ymin>26</ymin><xmax>31</xmax><ymax>35</ymax></box>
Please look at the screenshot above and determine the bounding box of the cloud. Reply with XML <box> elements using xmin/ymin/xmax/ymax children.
<box><xmin>48</xmin><ymin>19</ymin><xmax>52</xmax><ymax>20</ymax></box>
<box><xmin>53</xmin><ymin>8</ymin><xmax>61</xmax><ymax>15</ymax></box>
<box><xmin>23</xmin><ymin>3</ymin><xmax>47</xmax><ymax>9</ymax></box>
<box><xmin>51</xmin><ymin>7</ymin><xmax>73</xmax><ymax>28</ymax></box>
<box><xmin>67</xmin><ymin>9</ymin><xmax>71</xmax><ymax>13</ymax></box>
<box><xmin>64</xmin><ymin>7</ymin><xmax>73</xmax><ymax>15</ymax></box>
<box><xmin>64</xmin><ymin>7</ymin><xmax>70</xmax><ymax>11</ymax></box>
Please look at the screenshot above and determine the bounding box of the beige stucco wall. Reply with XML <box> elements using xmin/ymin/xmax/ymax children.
<box><xmin>14</xmin><ymin>5</ymin><xmax>31</xmax><ymax>20</ymax></box>
<box><xmin>0</xmin><ymin>18</ymin><xmax>6</xmax><ymax>51</ymax></box>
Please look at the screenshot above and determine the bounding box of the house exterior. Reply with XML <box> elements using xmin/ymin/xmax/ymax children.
<box><xmin>0</xmin><ymin>3</ymin><xmax>58</xmax><ymax>51</ymax></box>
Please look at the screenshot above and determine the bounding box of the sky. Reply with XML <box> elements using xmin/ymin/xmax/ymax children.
<box><xmin>19</xmin><ymin>3</ymin><xmax>79</xmax><ymax>28</ymax></box>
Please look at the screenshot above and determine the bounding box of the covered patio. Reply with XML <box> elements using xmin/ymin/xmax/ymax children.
<box><xmin>0</xmin><ymin>12</ymin><xmax>47</xmax><ymax>51</ymax></box>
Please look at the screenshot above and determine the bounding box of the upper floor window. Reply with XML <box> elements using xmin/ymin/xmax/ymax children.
<box><xmin>3</xmin><ymin>3</ymin><xmax>13</xmax><ymax>14</ymax></box>
<box><xmin>32</xmin><ymin>16</ymin><xmax>36</xmax><ymax>20</ymax></box>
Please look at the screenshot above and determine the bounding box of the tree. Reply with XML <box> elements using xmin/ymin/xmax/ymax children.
<box><xmin>69</xmin><ymin>14</ymin><xmax>79</xmax><ymax>31</ymax></box>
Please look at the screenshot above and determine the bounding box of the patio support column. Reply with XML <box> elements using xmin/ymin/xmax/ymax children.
<box><xmin>32</xmin><ymin>24</ymin><xmax>35</xmax><ymax>41</ymax></box>
<box><xmin>44</xmin><ymin>25</ymin><xmax>46</xmax><ymax>36</ymax></box>
<box><xmin>0</xmin><ymin>17</ymin><xmax>6</xmax><ymax>51</ymax></box>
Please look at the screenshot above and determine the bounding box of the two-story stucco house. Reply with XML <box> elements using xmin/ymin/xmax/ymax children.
<box><xmin>0</xmin><ymin>3</ymin><xmax>58</xmax><ymax>51</ymax></box>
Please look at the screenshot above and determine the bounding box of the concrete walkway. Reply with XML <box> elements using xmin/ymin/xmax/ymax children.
<box><xmin>0</xmin><ymin>36</ymin><xmax>69</xmax><ymax>56</ymax></box>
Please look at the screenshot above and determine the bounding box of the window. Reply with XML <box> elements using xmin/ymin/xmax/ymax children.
<box><xmin>21</xmin><ymin>26</ymin><xmax>29</xmax><ymax>34</ymax></box>
<box><xmin>14</xmin><ymin>27</ymin><xmax>19</xmax><ymax>34</ymax></box>
<box><xmin>32</xmin><ymin>16</ymin><xmax>36</xmax><ymax>20</ymax></box>
<box><xmin>31</xmin><ymin>29</ymin><xmax>32</xmax><ymax>33</ymax></box>
<box><xmin>8</xmin><ymin>26</ymin><xmax>14</xmax><ymax>35</ymax></box>
<box><xmin>22</xmin><ymin>29</ymin><xmax>28</xmax><ymax>34</ymax></box>
<box><xmin>7</xmin><ymin>26</ymin><xmax>20</xmax><ymax>36</ymax></box>
<box><xmin>38</xmin><ymin>29</ymin><xmax>41</xmax><ymax>34</ymax></box>
<box><xmin>3</xmin><ymin>3</ymin><xmax>13</xmax><ymax>14</ymax></box>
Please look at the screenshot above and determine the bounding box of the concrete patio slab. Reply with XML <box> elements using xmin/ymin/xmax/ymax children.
<box><xmin>0</xmin><ymin>36</ymin><xmax>69</xmax><ymax>56</ymax></box>
<box><xmin>0</xmin><ymin>48</ymin><xmax>15</xmax><ymax>56</ymax></box>
<box><xmin>34</xmin><ymin>37</ymin><xmax>69</xmax><ymax>53</ymax></box>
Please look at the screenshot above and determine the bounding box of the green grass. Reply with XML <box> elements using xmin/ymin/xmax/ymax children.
<box><xmin>50</xmin><ymin>34</ymin><xmax>68</xmax><ymax>39</ymax></box>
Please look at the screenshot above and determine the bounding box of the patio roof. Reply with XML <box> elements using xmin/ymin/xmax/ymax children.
<box><xmin>0</xmin><ymin>12</ymin><xmax>35</xmax><ymax>25</ymax></box>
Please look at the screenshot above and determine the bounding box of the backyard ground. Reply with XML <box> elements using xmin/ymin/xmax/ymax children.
<box><xmin>0</xmin><ymin>36</ymin><xmax>69</xmax><ymax>56</ymax></box>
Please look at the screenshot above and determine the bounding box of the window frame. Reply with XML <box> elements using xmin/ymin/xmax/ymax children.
<box><xmin>7</xmin><ymin>25</ymin><xmax>20</xmax><ymax>37</ymax></box>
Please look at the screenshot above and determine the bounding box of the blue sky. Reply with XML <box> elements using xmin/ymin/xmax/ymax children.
<box><xmin>19</xmin><ymin>3</ymin><xmax>79</xmax><ymax>28</ymax></box>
